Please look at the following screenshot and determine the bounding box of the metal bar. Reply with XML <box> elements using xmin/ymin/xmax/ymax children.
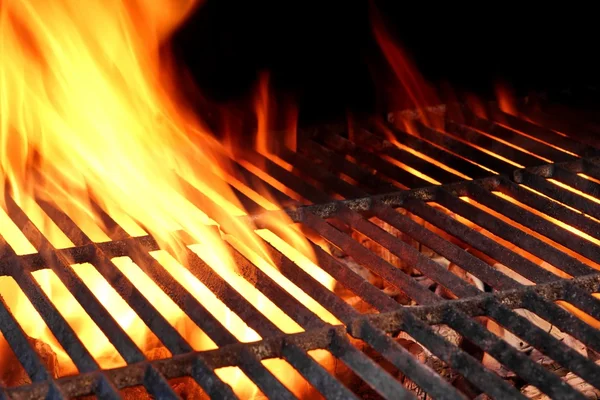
<box><xmin>329</xmin><ymin>333</ymin><xmax>417</xmax><ymax>400</ymax></box>
<box><xmin>33</xmin><ymin>202</ymin><xmax>194</xmax><ymax>356</ymax></box>
<box><xmin>441</xmin><ymin>305</ymin><xmax>586</xmax><ymax>400</ymax></box>
<box><xmin>465</xmin><ymin>183</ymin><xmax>600</xmax><ymax>273</ymax></box>
<box><xmin>582</xmin><ymin>158</ymin><xmax>600</xmax><ymax>179</ymax></box>
<box><xmin>382</xmin><ymin>122</ymin><xmax>492</xmax><ymax>179</ymax></box>
<box><xmin>280</xmin><ymin>344</ymin><xmax>359</xmax><ymax>400</ymax></box>
<box><xmin>519</xmin><ymin>290</ymin><xmax>600</xmax><ymax>355</ymax></box>
<box><xmin>402</xmin><ymin>197</ymin><xmax>558</xmax><ymax>284</ymax></box>
<box><xmin>459</xmin><ymin>112</ymin><xmax>577</xmax><ymax>162</ymax></box>
<box><xmin>484</xmin><ymin>298</ymin><xmax>600</xmax><ymax>391</ymax></box>
<box><xmin>437</xmin><ymin>187</ymin><xmax>593</xmax><ymax>277</ymax></box>
<box><xmin>322</xmin><ymin>133</ymin><xmax>432</xmax><ymax>188</ymax></box>
<box><xmin>6</xmin><ymin>198</ymin><xmax>147</xmax><ymax>365</ymax></box>
<box><xmin>361</xmin><ymin>309</ymin><xmax>526</xmax><ymax>399</ymax></box>
<box><xmin>444</xmin><ymin>120</ymin><xmax>545</xmax><ymax>167</ymax></box>
<box><xmin>515</xmin><ymin>170</ymin><xmax>600</xmax><ymax>221</ymax></box>
<box><xmin>520</xmin><ymin>107</ymin><xmax>600</xmax><ymax>150</ymax></box>
<box><xmin>277</xmin><ymin>145</ymin><xmax>369</xmax><ymax>198</ymax></box>
<box><xmin>308</xmin><ymin>241</ymin><xmax>401</xmax><ymax>312</ymax></box>
<box><xmin>372</xmin><ymin>203</ymin><xmax>521</xmax><ymax>291</ymax></box>
<box><xmin>297</xmin><ymin>139</ymin><xmax>399</xmax><ymax>194</ymax></box>
<box><xmin>412</xmin><ymin>121</ymin><xmax>516</xmax><ymax>175</ymax></box>
<box><xmin>260</xmin><ymin>239</ymin><xmax>360</xmax><ymax>323</ymax></box>
<box><xmin>190</xmin><ymin>358</ymin><xmax>238</xmax><ymax>400</ymax></box>
<box><xmin>553</xmin><ymin>164</ymin><xmax>600</xmax><ymax>198</ymax></box>
<box><xmin>242</xmin><ymin>150</ymin><xmax>331</xmax><ymax>203</ymax></box>
<box><xmin>333</xmin><ymin>205</ymin><xmax>481</xmax><ymax>299</ymax></box>
<box><xmin>92</xmin><ymin>374</ymin><xmax>124</xmax><ymax>400</ymax></box>
<box><xmin>142</xmin><ymin>366</ymin><xmax>181</xmax><ymax>400</ymax></box>
<box><xmin>353</xmin><ymin>319</ymin><xmax>466</xmax><ymax>400</ymax></box>
<box><xmin>497</xmin><ymin>177</ymin><xmax>600</xmax><ymax>242</ymax></box>
<box><xmin>0</xmin><ymin>240</ymin><xmax>99</xmax><ymax>373</ymax></box>
<box><xmin>0</xmin><ymin>297</ymin><xmax>51</xmax><ymax>383</ymax></box>
<box><xmin>230</xmin><ymin>160</ymin><xmax>297</xmax><ymax>208</ymax></box>
<box><xmin>349</xmin><ymin>128</ymin><xmax>462</xmax><ymax>184</ymax></box>
<box><xmin>302</xmin><ymin>211</ymin><xmax>439</xmax><ymax>305</ymax></box>
<box><xmin>486</xmin><ymin>106</ymin><xmax>596</xmax><ymax>157</ymax></box>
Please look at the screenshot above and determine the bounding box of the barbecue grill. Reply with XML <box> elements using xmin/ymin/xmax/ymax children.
<box><xmin>2</xmin><ymin>97</ymin><xmax>600</xmax><ymax>399</ymax></box>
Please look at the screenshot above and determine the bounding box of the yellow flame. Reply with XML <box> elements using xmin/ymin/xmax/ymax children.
<box><xmin>0</xmin><ymin>0</ymin><xmax>337</xmax><ymax>395</ymax></box>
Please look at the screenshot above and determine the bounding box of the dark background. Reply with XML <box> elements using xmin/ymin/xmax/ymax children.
<box><xmin>172</xmin><ymin>1</ymin><xmax>599</xmax><ymax>125</ymax></box>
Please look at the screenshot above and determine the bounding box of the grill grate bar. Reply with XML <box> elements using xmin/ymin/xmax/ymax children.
<box><xmin>497</xmin><ymin>176</ymin><xmax>600</xmax><ymax>243</ymax></box>
<box><xmin>517</xmin><ymin>169</ymin><xmax>600</xmax><ymax>220</ymax></box>
<box><xmin>332</xmin><ymin>206</ymin><xmax>481</xmax><ymax>299</ymax></box>
<box><xmin>484</xmin><ymin>298</ymin><xmax>600</xmax><ymax>391</ymax></box>
<box><xmin>0</xmin><ymin>298</ymin><xmax>51</xmax><ymax>383</ymax></box>
<box><xmin>353</xmin><ymin>318</ymin><xmax>466</xmax><ymax>400</ymax></box>
<box><xmin>322</xmin><ymin>133</ymin><xmax>432</xmax><ymax>189</ymax></box>
<box><xmin>486</xmin><ymin>106</ymin><xmax>597</xmax><ymax>157</ymax></box>
<box><xmin>402</xmin><ymin>196</ymin><xmax>559</xmax><ymax>284</ymax></box>
<box><xmin>309</xmin><ymin>241</ymin><xmax>401</xmax><ymax>312</ymax></box>
<box><xmin>458</xmin><ymin>111</ymin><xmax>579</xmax><ymax>163</ymax></box>
<box><xmin>553</xmin><ymin>164</ymin><xmax>600</xmax><ymax>198</ymax></box>
<box><xmin>520</xmin><ymin>107</ymin><xmax>600</xmax><ymax>149</ymax></box>
<box><xmin>302</xmin><ymin>211</ymin><xmax>439</xmax><ymax>304</ymax></box>
<box><xmin>441</xmin><ymin>305</ymin><xmax>586</xmax><ymax>400</ymax></box>
<box><xmin>190</xmin><ymin>358</ymin><xmax>238</xmax><ymax>400</ymax></box>
<box><xmin>436</xmin><ymin>187</ymin><xmax>593</xmax><ymax>277</ymax></box>
<box><xmin>333</xmin><ymin>129</ymin><xmax>462</xmax><ymax>185</ymax></box>
<box><xmin>372</xmin><ymin>203</ymin><xmax>520</xmax><ymax>291</ymax></box>
<box><xmin>329</xmin><ymin>333</ymin><xmax>418</xmax><ymax>400</ymax></box>
<box><xmin>92</xmin><ymin>374</ymin><xmax>123</xmax><ymax>400</ymax></box>
<box><xmin>280</xmin><ymin>344</ymin><xmax>359</xmax><ymax>400</ymax></box>
<box><xmin>277</xmin><ymin>145</ymin><xmax>369</xmax><ymax>199</ymax></box>
<box><xmin>6</xmin><ymin>197</ymin><xmax>148</xmax><ymax>365</ymax></box>
<box><xmin>297</xmin><ymin>139</ymin><xmax>400</xmax><ymax>194</ymax></box>
<box><xmin>412</xmin><ymin>121</ymin><xmax>516</xmax><ymax>175</ymax></box>
<box><xmin>5</xmin><ymin>247</ymin><xmax>99</xmax><ymax>373</ymax></box>
<box><xmin>444</xmin><ymin>120</ymin><xmax>546</xmax><ymax>167</ymax></box>
<box><xmin>464</xmin><ymin>183</ymin><xmax>599</xmax><ymax>273</ymax></box>
<box><xmin>519</xmin><ymin>290</ymin><xmax>600</xmax><ymax>355</ymax></box>
<box><xmin>370</xmin><ymin>306</ymin><xmax>525</xmax><ymax>398</ymax></box>
<box><xmin>142</xmin><ymin>365</ymin><xmax>181</xmax><ymax>400</ymax></box>
<box><xmin>381</xmin><ymin>122</ymin><xmax>493</xmax><ymax>179</ymax></box>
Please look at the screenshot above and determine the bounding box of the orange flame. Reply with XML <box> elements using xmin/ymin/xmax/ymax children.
<box><xmin>0</xmin><ymin>0</ymin><xmax>336</xmax><ymax>395</ymax></box>
<box><xmin>370</xmin><ymin>3</ymin><xmax>441</xmax><ymax>131</ymax></box>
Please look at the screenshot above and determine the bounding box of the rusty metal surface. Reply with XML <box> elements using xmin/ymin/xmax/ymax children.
<box><xmin>2</xmin><ymin>105</ymin><xmax>600</xmax><ymax>398</ymax></box>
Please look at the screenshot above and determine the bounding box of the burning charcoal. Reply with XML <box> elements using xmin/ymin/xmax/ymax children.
<box><xmin>400</xmin><ymin>338</ymin><xmax>457</xmax><ymax>399</ymax></box>
<box><xmin>145</xmin><ymin>345</ymin><xmax>171</xmax><ymax>361</ymax></box>
<box><xmin>382</xmin><ymin>286</ymin><xmax>412</xmax><ymax>305</ymax></box>
<box><xmin>396</xmin><ymin>325</ymin><xmax>461</xmax><ymax>397</ymax></box>
<box><xmin>1</xmin><ymin>336</ymin><xmax>59</xmax><ymax>387</ymax></box>
<box><xmin>481</xmin><ymin>319</ymin><xmax>516</xmax><ymax>379</ymax></box>
<box><xmin>333</xmin><ymin>257</ymin><xmax>383</xmax><ymax>299</ymax></box>
<box><xmin>353</xmin><ymin>214</ymin><xmax>417</xmax><ymax>274</ymax></box>
<box><xmin>521</xmin><ymin>366</ymin><xmax>600</xmax><ymax>399</ymax></box>
<box><xmin>437</xmin><ymin>261</ymin><xmax>485</xmax><ymax>299</ymax></box>
<box><xmin>344</xmin><ymin>295</ymin><xmax>380</xmax><ymax>314</ymax></box>
<box><xmin>170</xmin><ymin>377</ymin><xmax>209</xmax><ymax>400</ymax></box>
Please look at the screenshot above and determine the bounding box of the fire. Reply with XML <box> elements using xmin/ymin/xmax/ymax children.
<box><xmin>369</xmin><ymin>3</ymin><xmax>442</xmax><ymax>134</ymax></box>
<box><xmin>0</xmin><ymin>0</ymin><xmax>336</xmax><ymax>396</ymax></box>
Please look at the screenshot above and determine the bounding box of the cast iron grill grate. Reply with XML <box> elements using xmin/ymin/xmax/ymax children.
<box><xmin>2</xmin><ymin>100</ymin><xmax>600</xmax><ymax>399</ymax></box>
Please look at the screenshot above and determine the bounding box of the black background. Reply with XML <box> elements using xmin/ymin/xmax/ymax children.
<box><xmin>172</xmin><ymin>1</ymin><xmax>599</xmax><ymax>125</ymax></box>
